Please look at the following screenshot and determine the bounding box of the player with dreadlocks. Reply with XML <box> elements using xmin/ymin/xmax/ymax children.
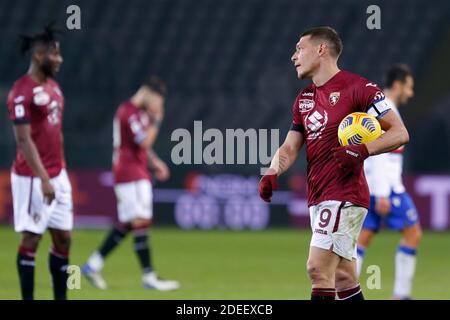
<box><xmin>6</xmin><ymin>24</ymin><xmax>72</xmax><ymax>300</ymax></box>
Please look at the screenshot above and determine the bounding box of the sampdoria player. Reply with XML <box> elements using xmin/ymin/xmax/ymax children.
<box><xmin>7</xmin><ymin>25</ymin><xmax>72</xmax><ymax>300</ymax></box>
<box><xmin>357</xmin><ymin>64</ymin><xmax>421</xmax><ymax>300</ymax></box>
<box><xmin>258</xmin><ymin>27</ymin><xmax>409</xmax><ymax>300</ymax></box>
<box><xmin>82</xmin><ymin>76</ymin><xmax>179</xmax><ymax>291</ymax></box>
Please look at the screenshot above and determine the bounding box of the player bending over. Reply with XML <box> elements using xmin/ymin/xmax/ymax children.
<box><xmin>7</xmin><ymin>25</ymin><xmax>72</xmax><ymax>300</ymax></box>
<box><xmin>259</xmin><ymin>27</ymin><xmax>409</xmax><ymax>300</ymax></box>
<box><xmin>357</xmin><ymin>64</ymin><xmax>421</xmax><ymax>300</ymax></box>
<box><xmin>82</xmin><ymin>77</ymin><xmax>179</xmax><ymax>291</ymax></box>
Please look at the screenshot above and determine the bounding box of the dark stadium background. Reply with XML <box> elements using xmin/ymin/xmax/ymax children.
<box><xmin>0</xmin><ymin>0</ymin><xmax>449</xmax><ymax>230</ymax></box>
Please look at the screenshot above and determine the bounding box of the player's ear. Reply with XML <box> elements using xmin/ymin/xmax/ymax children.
<box><xmin>392</xmin><ymin>80</ymin><xmax>401</xmax><ymax>92</ymax></box>
<box><xmin>317</xmin><ymin>43</ymin><xmax>326</xmax><ymax>57</ymax></box>
<box><xmin>32</xmin><ymin>48</ymin><xmax>45</xmax><ymax>64</ymax></box>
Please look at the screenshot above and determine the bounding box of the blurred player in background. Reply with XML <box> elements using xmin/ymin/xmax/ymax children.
<box><xmin>82</xmin><ymin>77</ymin><xmax>180</xmax><ymax>291</ymax></box>
<box><xmin>7</xmin><ymin>25</ymin><xmax>72</xmax><ymax>300</ymax></box>
<box><xmin>259</xmin><ymin>27</ymin><xmax>410</xmax><ymax>300</ymax></box>
<box><xmin>357</xmin><ymin>64</ymin><xmax>421</xmax><ymax>300</ymax></box>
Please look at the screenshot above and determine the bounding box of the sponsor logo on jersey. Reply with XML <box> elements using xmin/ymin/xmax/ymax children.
<box><xmin>366</xmin><ymin>82</ymin><xmax>378</xmax><ymax>87</ymax></box>
<box><xmin>33</xmin><ymin>91</ymin><xmax>50</xmax><ymax>106</ymax></box>
<box><xmin>329</xmin><ymin>92</ymin><xmax>340</xmax><ymax>106</ymax></box>
<box><xmin>14</xmin><ymin>95</ymin><xmax>25</xmax><ymax>104</ymax></box>
<box><xmin>33</xmin><ymin>86</ymin><xmax>44</xmax><ymax>94</ymax></box>
<box><xmin>298</xmin><ymin>99</ymin><xmax>315</xmax><ymax>112</ymax></box>
<box><xmin>305</xmin><ymin>110</ymin><xmax>328</xmax><ymax>140</ymax></box>
<box><xmin>53</xmin><ymin>87</ymin><xmax>63</xmax><ymax>97</ymax></box>
<box><xmin>301</xmin><ymin>92</ymin><xmax>314</xmax><ymax>97</ymax></box>
<box><xmin>314</xmin><ymin>228</ymin><xmax>328</xmax><ymax>235</ymax></box>
<box><xmin>374</xmin><ymin>91</ymin><xmax>385</xmax><ymax>102</ymax></box>
<box><xmin>32</xmin><ymin>212</ymin><xmax>41</xmax><ymax>224</ymax></box>
<box><xmin>47</xmin><ymin>100</ymin><xmax>61</xmax><ymax>125</ymax></box>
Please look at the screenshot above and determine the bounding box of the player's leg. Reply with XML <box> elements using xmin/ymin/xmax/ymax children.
<box><xmin>356</xmin><ymin>229</ymin><xmax>376</xmax><ymax>277</ymax></box>
<box><xmin>393</xmin><ymin>223</ymin><xmax>421</xmax><ymax>299</ymax></box>
<box><xmin>131</xmin><ymin>218</ymin><xmax>153</xmax><ymax>274</ymax></box>
<box><xmin>394</xmin><ymin>223</ymin><xmax>421</xmax><ymax>298</ymax></box>
<box><xmin>46</xmin><ymin>169</ymin><xmax>74</xmax><ymax>299</ymax></box>
<box><xmin>323</xmin><ymin>202</ymin><xmax>367</xmax><ymax>300</ymax></box>
<box><xmin>335</xmin><ymin>258</ymin><xmax>364</xmax><ymax>300</ymax></box>
<box><xmin>48</xmin><ymin>228</ymin><xmax>71</xmax><ymax>300</ymax></box>
<box><xmin>17</xmin><ymin>231</ymin><xmax>42</xmax><ymax>300</ymax></box>
<box><xmin>356</xmin><ymin>196</ymin><xmax>381</xmax><ymax>277</ymax></box>
<box><xmin>134</xmin><ymin>180</ymin><xmax>179</xmax><ymax>291</ymax></box>
<box><xmin>394</xmin><ymin>223</ymin><xmax>421</xmax><ymax>299</ymax></box>
<box><xmin>83</xmin><ymin>222</ymin><xmax>131</xmax><ymax>278</ymax></box>
<box><xmin>307</xmin><ymin>246</ymin><xmax>341</xmax><ymax>299</ymax></box>
<box><xmin>307</xmin><ymin>201</ymin><xmax>361</xmax><ymax>300</ymax></box>
<box><xmin>83</xmin><ymin>182</ymin><xmax>134</xmax><ymax>289</ymax></box>
<box><xmin>389</xmin><ymin>192</ymin><xmax>421</xmax><ymax>299</ymax></box>
<box><xmin>11</xmin><ymin>173</ymin><xmax>49</xmax><ymax>300</ymax></box>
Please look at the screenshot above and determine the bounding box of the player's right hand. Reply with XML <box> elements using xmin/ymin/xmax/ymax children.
<box><xmin>41</xmin><ymin>179</ymin><xmax>55</xmax><ymax>204</ymax></box>
<box><xmin>375</xmin><ymin>197</ymin><xmax>391</xmax><ymax>216</ymax></box>
<box><xmin>332</xmin><ymin>144</ymin><xmax>369</xmax><ymax>175</ymax></box>
<box><xmin>258</xmin><ymin>168</ymin><xmax>278</xmax><ymax>203</ymax></box>
<box><xmin>147</xmin><ymin>100</ymin><xmax>164</xmax><ymax>122</ymax></box>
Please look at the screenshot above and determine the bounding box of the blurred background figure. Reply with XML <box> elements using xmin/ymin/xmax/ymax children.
<box><xmin>82</xmin><ymin>76</ymin><xmax>179</xmax><ymax>291</ymax></box>
<box><xmin>357</xmin><ymin>64</ymin><xmax>422</xmax><ymax>300</ymax></box>
<box><xmin>6</xmin><ymin>25</ymin><xmax>72</xmax><ymax>300</ymax></box>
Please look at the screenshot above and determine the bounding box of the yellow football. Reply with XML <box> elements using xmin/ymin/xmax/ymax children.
<box><xmin>338</xmin><ymin>112</ymin><xmax>382</xmax><ymax>146</ymax></box>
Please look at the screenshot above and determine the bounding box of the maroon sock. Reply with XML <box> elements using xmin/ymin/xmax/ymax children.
<box><xmin>337</xmin><ymin>284</ymin><xmax>364</xmax><ymax>300</ymax></box>
<box><xmin>311</xmin><ymin>287</ymin><xmax>336</xmax><ymax>300</ymax></box>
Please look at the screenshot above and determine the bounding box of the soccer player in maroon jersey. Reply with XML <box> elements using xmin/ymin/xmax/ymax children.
<box><xmin>7</xmin><ymin>25</ymin><xmax>72</xmax><ymax>300</ymax></box>
<box><xmin>82</xmin><ymin>77</ymin><xmax>179</xmax><ymax>291</ymax></box>
<box><xmin>258</xmin><ymin>27</ymin><xmax>409</xmax><ymax>300</ymax></box>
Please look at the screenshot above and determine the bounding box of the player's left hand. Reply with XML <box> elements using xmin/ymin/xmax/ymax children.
<box><xmin>152</xmin><ymin>158</ymin><xmax>170</xmax><ymax>182</ymax></box>
<box><xmin>258</xmin><ymin>168</ymin><xmax>278</xmax><ymax>203</ymax></box>
<box><xmin>332</xmin><ymin>144</ymin><xmax>369</xmax><ymax>175</ymax></box>
<box><xmin>375</xmin><ymin>197</ymin><xmax>391</xmax><ymax>216</ymax></box>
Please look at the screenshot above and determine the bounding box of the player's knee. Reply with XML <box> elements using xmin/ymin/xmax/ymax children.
<box><xmin>413</xmin><ymin>226</ymin><xmax>422</xmax><ymax>245</ymax></box>
<box><xmin>53</xmin><ymin>234</ymin><xmax>72</xmax><ymax>252</ymax></box>
<box><xmin>20</xmin><ymin>232</ymin><xmax>42</xmax><ymax>250</ymax></box>
<box><xmin>404</xmin><ymin>225</ymin><xmax>422</xmax><ymax>248</ymax></box>
<box><xmin>358</xmin><ymin>229</ymin><xmax>374</xmax><ymax>248</ymax></box>
<box><xmin>306</xmin><ymin>260</ymin><xmax>332</xmax><ymax>285</ymax></box>
<box><xmin>131</xmin><ymin>218</ymin><xmax>152</xmax><ymax>230</ymax></box>
<box><xmin>335</xmin><ymin>268</ymin><xmax>357</xmax><ymax>290</ymax></box>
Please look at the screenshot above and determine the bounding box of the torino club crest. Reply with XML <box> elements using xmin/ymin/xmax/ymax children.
<box><xmin>329</xmin><ymin>92</ymin><xmax>340</xmax><ymax>106</ymax></box>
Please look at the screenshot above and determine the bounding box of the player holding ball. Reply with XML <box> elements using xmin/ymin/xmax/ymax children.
<box><xmin>259</xmin><ymin>27</ymin><xmax>409</xmax><ymax>300</ymax></box>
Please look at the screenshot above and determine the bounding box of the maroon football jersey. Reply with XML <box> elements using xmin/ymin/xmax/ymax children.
<box><xmin>112</xmin><ymin>100</ymin><xmax>151</xmax><ymax>183</ymax></box>
<box><xmin>7</xmin><ymin>75</ymin><xmax>65</xmax><ymax>178</ymax></box>
<box><xmin>290</xmin><ymin>70</ymin><xmax>391</xmax><ymax>208</ymax></box>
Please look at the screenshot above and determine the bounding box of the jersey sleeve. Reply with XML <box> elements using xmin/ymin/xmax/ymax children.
<box><xmin>6</xmin><ymin>83</ymin><xmax>32</xmax><ymax>124</ymax></box>
<box><xmin>354</xmin><ymin>79</ymin><xmax>392</xmax><ymax>119</ymax></box>
<box><xmin>290</xmin><ymin>93</ymin><xmax>305</xmax><ymax>133</ymax></box>
<box><xmin>127</xmin><ymin>114</ymin><xmax>147</xmax><ymax>145</ymax></box>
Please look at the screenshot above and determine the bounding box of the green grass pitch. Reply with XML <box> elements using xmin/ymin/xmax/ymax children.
<box><xmin>0</xmin><ymin>226</ymin><xmax>449</xmax><ymax>300</ymax></box>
